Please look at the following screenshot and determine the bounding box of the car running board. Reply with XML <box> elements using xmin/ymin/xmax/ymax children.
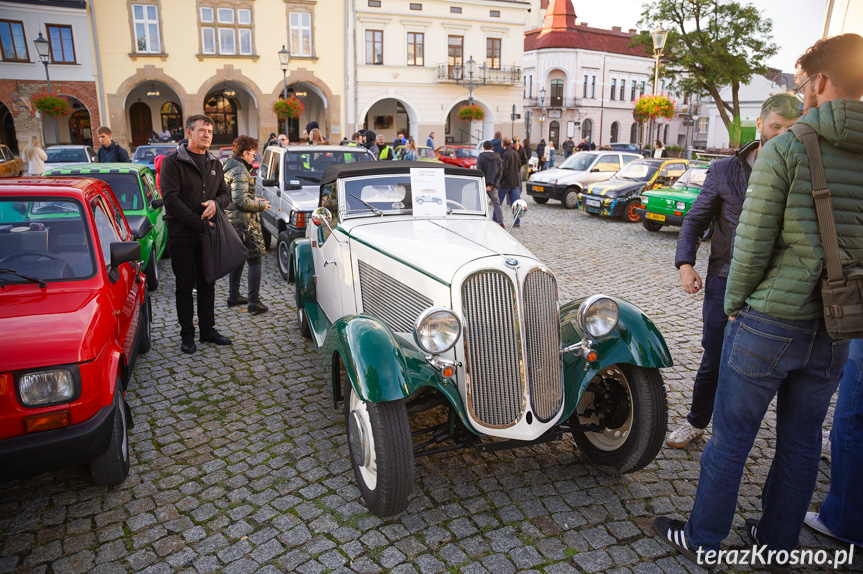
<box><xmin>303</xmin><ymin>301</ymin><xmax>331</xmax><ymax>347</ymax></box>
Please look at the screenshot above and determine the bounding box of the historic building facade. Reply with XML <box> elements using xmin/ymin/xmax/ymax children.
<box><xmin>523</xmin><ymin>0</ymin><xmax>686</xmax><ymax>151</ymax></box>
<box><xmin>0</xmin><ymin>0</ymin><xmax>100</xmax><ymax>153</ymax></box>
<box><xmin>346</xmin><ymin>0</ymin><xmax>531</xmax><ymax>146</ymax></box>
<box><xmin>90</xmin><ymin>0</ymin><xmax>344</xmax><ymax>150</ymax></box>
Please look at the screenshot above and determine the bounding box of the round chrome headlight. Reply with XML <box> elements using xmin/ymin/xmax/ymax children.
<box><xmin>414</xmin><ymin>307</ymin><xmax>461</xmax><ymax>355</ymax></box>
<box><xmin>577</xmin><ymin>295</ymin><xmax>620</xmax><ymax>338</ymax></box>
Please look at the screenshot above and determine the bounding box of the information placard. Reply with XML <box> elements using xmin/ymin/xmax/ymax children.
<box><xmin>410</xmin><ymin>168</ymin><xmax>447</xmax><ymax>217</ymax></box>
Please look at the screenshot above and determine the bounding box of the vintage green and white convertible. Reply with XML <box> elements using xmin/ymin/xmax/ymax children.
<box><xmin>288</xmin><ymin>162</ymin><xmax>672</xmax><ymax>516</ymax></box>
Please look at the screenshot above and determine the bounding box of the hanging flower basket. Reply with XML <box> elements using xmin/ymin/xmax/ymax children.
<box><xmin>457</xmin><ymin>104</ymin><xmax>485</xmax><ymax>122</ymax></box>
<box><xmin>633</xmin><ymin>94</ymin><xmax>676</xmax><ymax>123</ymax></box>
<box><xmin>32</xmin><ymin>95</ymin><xmax>71</xmax><ymax>117</ymax></box>
<box><xmin>273</xmin><ymin>95</ymin><xmax>305</xmax><ymax>120</ymax></box>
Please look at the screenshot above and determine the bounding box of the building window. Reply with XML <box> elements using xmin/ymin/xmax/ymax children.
<box><xmin>582</xmin><ymin>119</ymin><xmax>593</xmax><ymax>142</ymax></box>
<box><xmin>366</xmin><ymin>29</ymin><xmax>383</xmax><ymax>65</ymax></box>
<box><xmin>639</xmin><ymin>81</ymin><xmax>646</xmax><ymax>98</ymax></box>
<box><xmin>447</xmin><ymin>35</ymin><xmax>462</xmax><ymax>77</ymax></box>
<box><xmin>583</xmin><ymin>74</ymin><xmax>588</xmax><ymax>98</ymax></box>
<box><xmin>486</xmin><ymin>37</ymin><xmax>501</xmax><ymax>70</ymax></box>
<box><xmin>619</xmin><ymin>79</ymin><xmax>626</xmax><ymax>101</ymax></box>
<box><xmin>610</xmin><ymin>79</ymin><xmax>616</xmax><ymax>101</ymax></box>
<box><xmin>698</xmin><ymin>117</ymin><xmax>708</xmax><ymax>133</ymax></box>
<box><xmin>407</xmin><ymin>32</ymin><xmax>423</xmax><ymax>66</ymax></box>
<box><xmin>161</xmin><ymin>102</ymin><xmax>182</xmax><ymax>132</ymax></box>
<box><xmin>630</xmin><ymin>122</ymin><xmax>638</xmax><ymax>143</ymax></box>
<box><xmin>409</xmin><ymin>3</ymin><xmax>421</xmax><ymax>10</ymax></box>
<box><xmin>0</xmin><ymin>20</ymin><xmax>28</xmax><ymax>62</ymax></box>
<box><xmin>133</xmin><ymin>4</ymin><xmax>161</xmax><ymax>53</ymax></box>
<box><xmin>289</xmin><ymin>12</ymin><xmax>312</xmax><ymax>57</ymax></box>
<box><xmin>450</xmin><ymin>6</ymin><xmax>461</xmax><ymax>13</ymax></box>
<box><xmin>200</xmin><ymin>6</ymin><xmax>253</xmax><ymax>56</ymax></box>
<box><xmin>631</xmin><ymin>81</ymin><xmax>636</xmax><ymax>101</ymax></box>
<box><xmin>490</xmin><ymin>10</ymin><xmax>500</xmax><ymax>17</ymax></box>
<box><xmin>591</xmin><ymin>75</ymin><xmax>596</xmax><ymax>99</ymax></box>
<box><xmin>550</xmin><ymin>79</ymin><xmax>563</xmax><ymax>106</ymax></box>
<box><xmin>47</xmin><ymin>25</ymin><xmax>75</xmax><ymax>64</ymax></box>
<box><xmin>369</xmin><ymin>0</ymin><xmax>381</xmax><ymax>6</ymax></box>
<box><xmin>610</xmin><ymin>121</ymin><xmax>619</xmax><ymax>143</ymax></box>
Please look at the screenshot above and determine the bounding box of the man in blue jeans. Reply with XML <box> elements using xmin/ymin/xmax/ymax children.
<box><xmin>498</xmin><ymin>137</ymin><xmax>522</xmax><ymax>227</ymax></box>
<box><xmin>655</xmin><ymin>33</ymin><xmax>863</xmax><ymax>572</ymax></box>
<box><xmin>805</xmin><ymin>339</ymin><xmax>863</xmax><ymax>546</ymax></box>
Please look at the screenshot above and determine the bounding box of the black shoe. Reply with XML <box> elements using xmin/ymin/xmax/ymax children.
<box><xmin>180</xmin><ymin>338</ymin><xmax>197</xmax><ymax>354</ymax></box>
<box><xmin>200</xmin><ymin>330</ymin><xmax>232</xmax><ymax>345</ymax></box>
<box><xmin>653</xmin><ymin>517</ymin><xmax>715</xmax><ymax>569</ymax></box>
<box><xmin>743</xmin><ymin>518</ymin><xmax>791</xmax><ymax>574</ymax></box>
<box><xmin>248</xmin><ymin>302</ymin><xmax>269</xmax><ymax>314</ymax></box>
<box><xmin>227</xmin><ymin>295</ymin><xmax>249</xmax><ymax>307</ymax></box>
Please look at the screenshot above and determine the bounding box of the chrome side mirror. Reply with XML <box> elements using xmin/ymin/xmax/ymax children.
<box><xmin>311</xmin><ymin>207</ymin><xmax>342</xmax><ymax>243</ymax></box>
<box><xmin>507</xmin><ymin>199</ymin><xmax>528</xmax><ymax>233</ymax></box>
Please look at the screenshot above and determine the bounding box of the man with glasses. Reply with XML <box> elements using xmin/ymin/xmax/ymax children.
<box><xmin>277</xmin><ymin>134</ymin><xmax>289</xmax><ymax>147</ymax></box>
<box><xmin>668</xmin><ymin>93</ymin><xmax>802</xmax><ymax>449</ymax></box>
<box><xmin>656</xmin><ymin>33</ymin><xmax>863</xmax><ymax>572</ymax></box>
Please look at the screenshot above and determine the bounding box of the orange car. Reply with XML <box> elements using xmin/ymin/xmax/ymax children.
<box><xmin>0</xmin><ymin>145</ymin><xmax>24</xmax><ymax>178</ymax></box>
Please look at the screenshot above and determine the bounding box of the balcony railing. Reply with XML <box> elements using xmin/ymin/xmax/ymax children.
<box><xmin>435</xmin><ymin>64</ymin><xmax>522</xmax><ymax>86</ymax></box>
<box><xmin>525</xmin><ymin>97</ymin><xmax>587</xmax><ymax>108</ymax></box>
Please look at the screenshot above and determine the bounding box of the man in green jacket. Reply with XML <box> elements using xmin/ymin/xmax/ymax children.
<box><xmin>655</xmin><ymin>33</ymin><xmax>863</xmax><ymax>572</ymax></box>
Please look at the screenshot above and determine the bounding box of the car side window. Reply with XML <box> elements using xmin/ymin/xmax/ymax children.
<box><xmin>103</xmin><ymin>191</ymin><xmax>130</xmax><ymax>239</ymax></box>
<box><xmin>660</xmin><ymin>163</ymin><xmax>687</xmax><ymax>179</ymax></box>
<box><xmin>269</xmin><ymin>152</ymin><xmax>281</xmax><ymax>181</ymax></box>
<box><xmin>142</xmin><ymin>171</ymin><xmax>159</xmax><ymax>201</ymax></box>
<box><xmin>595</xmin><ymin>155</ymin><xmax>620</xmax><ymax>172</ymax></box>
<box><xmin>259</xmin><ymin>150</ymin><xmax>271</xmax><ymax>179</ymax></box>
<box><xmin>0</xmin><ymin>147</ymin><xmax>9</xmax><ymax>160</ymax></box>
<box><xmin>91</xmin><ymin>199</ymin><xmax>121</xmax><ymax>267</ymax></box>
<box><xmin>621</xmin><ymin>155</ymin><xmax>638</xmax><ymax>165</ymax></box>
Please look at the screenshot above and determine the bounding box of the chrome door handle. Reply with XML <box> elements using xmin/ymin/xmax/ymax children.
<box><xmin>324</xmin><ymin>259</ymin><xmax>338</xmax><ymax>267</ymax></box>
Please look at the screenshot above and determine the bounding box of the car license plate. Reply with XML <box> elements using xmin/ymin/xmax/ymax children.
<box><xmin>532</xmin><ymin>185</ymin><xmax>544</xmax><ymax>192</ymax></box>
<box><xmin>585</xmin><ymin>198</ymin><xmax>601</xmax><ymax>207</ymax></box>
<box><xmin>586</xmin><ymin>207</ymin><xmax>601</xmax><ymax>214</ymax></box>
<box><xmin>646</xmin><ymin>213</ymin><xmax>666</xmax><ymax>221</ymax></box>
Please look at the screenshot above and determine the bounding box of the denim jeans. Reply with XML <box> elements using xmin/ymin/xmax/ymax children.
<box><xmin>685</xmin><ymin>307</ymin><xmax>849</xmax><ymax>552</ymax></box>
<box><xmin>487</xmin><ymin>188</ymin><xmax>503</xmax><ymax>224</ymax></box>
<box><xmin>498</xmin><ymin>187</ymin><xmax>521</xmax><ymax>225</ymax></box>
<box><xmin>688</xmin><ymin>275</ymin><xmax>728</xmax><ymax>429</ymax></box>
<box><xmin>819</xmin><ymin>338</ymin><xmax>863</xmax><ymax>545</ymax></box>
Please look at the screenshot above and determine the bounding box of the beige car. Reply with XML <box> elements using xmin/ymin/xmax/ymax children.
<box><xmin>0</xmin><ymin>145</ymin><xmax>23</xmax><ymax>178</ymax></box>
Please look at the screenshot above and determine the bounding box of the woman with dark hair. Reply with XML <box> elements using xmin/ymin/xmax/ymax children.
<box><xmin>536</xmin><ymin>139</ymin><xmax>547</xmax><ymax>171</ymax></box>
<box><xmin>223</xmin><ymin>135</ymin><xmax>271</xmax><ymax>314</ymax></box>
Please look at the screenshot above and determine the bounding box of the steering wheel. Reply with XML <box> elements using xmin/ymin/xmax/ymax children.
<box><xmin>0</xmin><ymin>250</ymin><xmax>65</xmax><ymax>264</ymax></box>
<box><xmin>446</xmin><ymin>199</ymin><xmax>467</xmax><ymax>210</ymax></box>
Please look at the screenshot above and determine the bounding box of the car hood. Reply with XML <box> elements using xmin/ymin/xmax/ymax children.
<box><xmin>347</xmin><ymin>218</ymin><xmax>536</xmax><ymax>284</ymax></box>
<box><xmin>0</xmin><ymin>287</ymin><xmax>112</xmax><ymax>371</ymax></box>
<box><xmin>279</xmin><ymin>184</ymin><xmax>320</xmax><ymax>212</ymax></box>
<box><xmin>530</xmin><ymin>168</ymin><xmax>586</xmax><ymax>184</ymax></box>
<box><xmin>643</xmin><ymin>187</ymin><xmax>700</xmax><ymax>202</ymax></box>
<box><xmin>584</xmin><ymin>179</ymin><xmax>645</xmax><ymax>197</ymax></box>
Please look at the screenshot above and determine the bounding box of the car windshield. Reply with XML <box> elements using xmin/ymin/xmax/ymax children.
<box><xmin>132</xmin><ymin>147</ymin><xmax>171</xmax><ymax>162</ymax></box>
<box><xmin>45</xmin><ymin>148</ymin><xmax>87</xmax><ymax>163</ymax></box>
<box><xmin>343</xmin><ymin>175</ymin><xmax>485</xmax><ymax>216</ymax></box>
<box><xmin>0</xmin><ymin>198</ymin><xmax>95</xmax><ymax>283</ymax></box>
<box><xmin>673</xmin><ymin>167</ymin><xmax>708</xmax><ymax>189</ymax></box>
<box><xmin>283</xmin><ymin>150</ymin><xmax>373</xmax><ymax>183</ymax></box>
<box><xmin>81</xmin><ymin>173</ymin><xmax>143</xmax><ymax>211</ymax></box>
<box><xmin>612</xmin><ymin>161</ymin><xmax>659</xmax><ymax>182</ymax></box>
<box><xmin>559</xmin><ymin>152</ymin><xmax>595</xmax><ymax>171</ymax></box>
<box><xmin>454</xmin><ymin>148</ymin><xmax>479</xmax><ymax>159</ymax></box>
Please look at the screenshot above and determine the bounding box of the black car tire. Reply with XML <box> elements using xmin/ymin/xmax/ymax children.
<box><xmin>563</xmin><ymin>189</ymin><xmax>579</xmax><ymax>209</ymax></box>
<box><xmin>138</xmin><ymin>296</ymin><xmax>152</xmax><ymax>354</ymax></box>
<box><xmin>571</xmin><ymin>364</ymin><xmax>667</xmax><ymax>475</ymax></box>
<box><xmin>623</xmin><ymin>199</ymin><xmax>642</xmax><ymax>223</ymax></box>
<box><xmin>344</xmin><ymin>375</ymin><xmax>414</xmax><ymax>517</ymax></box>
<box><xmin>642</xmin><ymin>219</ymin><xmax>663</xmax><ymax>232</ymax></box>
<box><xmin>532</xmin><ymin>197</ymin><xmax>549</xmax><ymax>205</ymax></box>
<box><xmin>90</xmin><ymin>381</ymin><xmax>131</xmax><ymax>486</ymax></box>
<box><xmin>262</xmin><ymin>227</ymin><xmax>272</xmax><ymax>249</ymax></box>
<box><xmin>297</xmin><ymin>305</ymin><xmax>312</xmax><ymax>340</ymax></box>
<box><xmin>277</xmin><ymin>231</ymin><xmax>292</xmax><ymax>280</ymax></box>
<box><xmin>145</xmin><ymin>247</ymin><xmax>159</xmax><ymax>291</ymax></box>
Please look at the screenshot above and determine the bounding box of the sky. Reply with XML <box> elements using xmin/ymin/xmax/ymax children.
<box><xmin>568</xmin><ymin>0</ymin><xmax>828</xmax><ymax>72</ymax></box>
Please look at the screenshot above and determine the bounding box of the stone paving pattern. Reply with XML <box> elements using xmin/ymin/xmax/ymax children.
<box><xmin>1</xmin><ymin>199</ymin><xmax>860</xmax><ymax>573</ymax></box>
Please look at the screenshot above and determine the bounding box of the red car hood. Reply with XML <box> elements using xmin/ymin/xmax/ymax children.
<box><xmin>0</xmin><ymin>286</ymin><xmax>112</xmax><ymax>371</ymax></box>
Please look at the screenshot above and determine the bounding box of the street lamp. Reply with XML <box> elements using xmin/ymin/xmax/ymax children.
<box><xmin>539</xmin><ymin>87</ymin><xmax>546</xmax><ymax>139</ymax></box>
<box><xmin>453</xmin><ymin>55</ymin><xmax>485</xmax><ymax>106</ymax></box>
<box><xmin>649</xmin><ymin>22</ymin><xmax>668</xmax><ymax>146</ymax></box>
<box><xmin>278</xmin><ymin>45</ymin><xmax>291</xmax><ymax>100</ymax></box>
<box><xmin>33</xmin><ymin>32</ymin><xmax>59</xmax><ymax>145</ymax></box>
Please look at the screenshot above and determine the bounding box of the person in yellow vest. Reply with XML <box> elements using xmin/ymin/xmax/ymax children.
<box><xmin>375</xmin><ymin>133</ymin><xmax>394</xmax><ymax>160</ymax></box>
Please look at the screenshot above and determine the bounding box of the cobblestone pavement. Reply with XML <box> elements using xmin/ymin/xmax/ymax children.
<box><xmin>2</xmin><ymin>198</ymin><xmax>860</xmax><ymax>574</ymax></box>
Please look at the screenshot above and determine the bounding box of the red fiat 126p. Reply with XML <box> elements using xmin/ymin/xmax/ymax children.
<box><xmin>0</xmin><ymin>177</ymin><xmax>152</xmax><ymax>485</ymax></box>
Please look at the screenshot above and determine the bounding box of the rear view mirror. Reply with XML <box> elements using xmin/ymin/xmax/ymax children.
<box><xmin>110</xmin><ymin>241</ymin><xmax>141</xmax><ymax>268</ymax></box>
<box><xmin>151</xmin><ymin>198</ymin><xmax>164</xmax><ymax>209</ymax></box>
<box><xmin>261</xmin><ymin>178</ymin><xmax>278</xmax><ymax>187</ymax></box>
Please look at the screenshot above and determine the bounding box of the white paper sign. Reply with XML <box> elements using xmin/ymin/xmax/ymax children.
<box><xmin>410</xmin><ymin>167</ymin><xmax>447</xmax><ymax>217</ymax></box>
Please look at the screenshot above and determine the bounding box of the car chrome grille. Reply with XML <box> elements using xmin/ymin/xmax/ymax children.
<box><xmin>358</xmin><ymin>260</ymin><xmax>433</xmax><ymax>333</ymax></box>
<box><xmin>462</xmin><ymin>270</ymin><xmax>523</xmax><ymax>427</ymax></box>
<box><xmin>523</xmin><ymin>269</ymin><xmax>562</xmax><ymax>421</ymax></box>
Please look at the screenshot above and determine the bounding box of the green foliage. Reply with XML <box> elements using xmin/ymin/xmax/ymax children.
<box><xmin>565</xmin><ymin>547</ymin><xmax>580</xmax><ymax>557</ymax></box>
<box><xmin>32</xmin><ymin>95</ymin><xmax>71</xmax><ymax>117</ymax></box>
<box><xmin>457</xmin><ymin>104</ymin><xmax>485</xmax><ymax>122</ymax></box>
<box><xmin>273</xmin><ymin>95</ymin><xmax>305</xmax><ymax>120</ymax></box>
<box><xmin>634</xmin><ymin>94</ymin><xmax>677</xmax><ymax>122</ymax></box>
<box><xmin>632</xmin><ymin>0</ymin><xmax>778</xmax><ymax>146</ymax></box>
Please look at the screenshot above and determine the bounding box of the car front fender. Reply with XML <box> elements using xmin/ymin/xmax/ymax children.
<box><xmin>559</xmin><ymin>296</ymin><xmax>673</xmax><ymax>420</ymax></box>
<box><xmin>290</xmin><ymin>238</ymin><xmax>314</xmax><ymax>296</ymax></box>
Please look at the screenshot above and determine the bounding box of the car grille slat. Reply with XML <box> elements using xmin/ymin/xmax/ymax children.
<box><xmin>358</xmin><ymin>260</ymin><xmax>433</xmax><ymax>333</ymax></box>
<box><xmin>462</xmin><ymin>271</ymin><xmax>522</xmax><ymax>427</ymax></box>
<box><xmin>523</xmin><ymin>269</ymin><xmax>562</xmax><ymax>421</ymax></box>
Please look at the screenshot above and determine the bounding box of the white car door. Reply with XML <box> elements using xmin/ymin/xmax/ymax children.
<box><xmin>588</xmin><ymin>154</ymin><xmax>621</xmax><ymax>184</ymax></box>
<box><xmin>259</xmin><ymin>150</ymin><xmax>280</xmax><ymax>230</ymax></box>
<box><xmin>310</xmin><ymin>215</ymin><xmax>345</xmax><ymax>321</ymax></box>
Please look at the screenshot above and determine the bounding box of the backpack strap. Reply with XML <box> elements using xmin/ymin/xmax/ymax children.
<box><xmin>790</xmin><ymin>123</ymin><xmax>845</xmax><ymax>284</ymax></box>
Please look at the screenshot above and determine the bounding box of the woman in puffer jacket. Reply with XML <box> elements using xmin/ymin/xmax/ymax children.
<box><xmin>223</xmin><ymin>135</ymin><xmax>270</xmax><ymax>314</ymax></box>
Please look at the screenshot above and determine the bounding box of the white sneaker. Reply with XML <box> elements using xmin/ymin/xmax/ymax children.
<box><xmin>666</xmin><ymin>423</ymin><xmax>705</xmax><ymax>448</ymax></box>
<box><xmin>821</xmin><ymin>430</ymin><xmax>831</xmax><ymax>461</ymax></box>
<box><xmin>805</xmin><ymin>512</ymin><xmax>839</xmax><ymax>540</ymax></box>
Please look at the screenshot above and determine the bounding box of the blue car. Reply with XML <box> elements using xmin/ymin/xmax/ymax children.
<box><xmin>131</xmin><ymin>144</ymin><xmax>176</xmax><ymax>172</ymax></box>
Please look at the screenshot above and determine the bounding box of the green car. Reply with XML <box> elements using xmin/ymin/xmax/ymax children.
<box><xmin>42</xmin><ymin>163</ymin><xmax>167</xmax><ymax>290</ymax></box>
<box><xmin>636</xmin><ymin>164</ymin><xmax>713</xmax><ymax>238</ymax></box>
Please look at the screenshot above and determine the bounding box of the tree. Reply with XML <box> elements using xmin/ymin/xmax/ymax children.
<box><xmin>632</xmin><ymin>0</ymin><xmax>778</xmax><ymax>147</ymax></box>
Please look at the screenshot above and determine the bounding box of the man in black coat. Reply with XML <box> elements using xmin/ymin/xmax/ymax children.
<box><xmin>160</xmin><ymin>115</ymin><xmax>233</xmax><ymax>354</ymax></box>
<box><xmin>476</xmin><ymin>141</ymin><xmax>503</xmax><ymax>225</ymax></box>
<box><xmin>95</xmin><ymin>126</ymin><xmax>131</xmax><ymax>163</ymax></box>
<box><xmin>498</xmin><ymin>137</ymin><xmax>523</xmax><ymax>227</ymax></box>
<box><xmin>667</xmin><ymin>93</ymin><xmax>802</xmax><ymax>448</ymax></box>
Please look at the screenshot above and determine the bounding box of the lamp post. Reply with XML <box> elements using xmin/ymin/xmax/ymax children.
<box><xmin>650</xmin><ymin>22</ymin><xmax>668</xmax><ymax>146</ymax></box>
<box><xmin>278</xmin><ymin>45</ymin><xmax>291</xmax><ymax>100</ymax></box>
<box><xmin>539</xmin><ymin>86</ymin><xmax>546</xmax><ymax>140</ymax></box>
<box><xmin>33</xmin><ymin>32</ymin><xmax>59</xmax><ymax>145</ymax></box>
<box><xmin>453</xmin><ymin>55</ymin><xmax>486</xmax><ymax>106</ymax></box>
